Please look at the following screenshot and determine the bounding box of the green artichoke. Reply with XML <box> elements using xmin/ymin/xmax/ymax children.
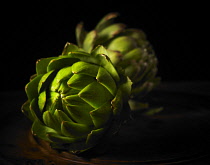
<box><xmin>22</xmin><ymin>43</ymin><xmax>132</xmax><ymax>153</ymax></box>
<box><xmin>76</xmin><ymin>13</ymin><xmax>160</xmax><ymax>99</ymax></box>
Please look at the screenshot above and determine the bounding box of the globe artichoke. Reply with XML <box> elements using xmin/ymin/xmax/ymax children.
<box><xmin>76</xmin><ymin>13</ymin><xmax>160</xmax><ymax>99</ymax></box>
<box><xmin>22</xmin><ymin>43</ymin><xmax>132</xmax><ymax>153</ymax></box>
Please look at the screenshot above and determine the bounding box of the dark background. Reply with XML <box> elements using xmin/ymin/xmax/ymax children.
<box><xmin>1</xmin><ymin>1</ymin><xmax>209</xmax><ymax>92</ymax></box>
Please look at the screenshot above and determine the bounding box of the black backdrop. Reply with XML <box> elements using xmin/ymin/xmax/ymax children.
<box><xmin>1</xmin><ymin>1</ymin><xmax>209</xmax><ymax>91</ymax></box>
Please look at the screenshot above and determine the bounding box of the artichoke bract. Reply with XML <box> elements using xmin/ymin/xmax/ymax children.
<box><xmin>22</xmin><ymin>43</ymin><xmax>132</xmax><ymax>153</ymax></box>
<box><xmin>76</xmin><ymin>13</ymin><xmax>160</xmax><ymax>99</ymax></box>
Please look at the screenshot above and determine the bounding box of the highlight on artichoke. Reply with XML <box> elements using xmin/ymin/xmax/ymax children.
<box><xmin>76</xmin><ymin>12</ymin><xmax>160</xmax><ymax>100</ymax></box>
<box><xmin>22</xmin><ymin>43</ymin><xmax>132</xmax><ymax>153</ymax></box>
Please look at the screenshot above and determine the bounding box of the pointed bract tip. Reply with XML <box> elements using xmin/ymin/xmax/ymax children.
<box><xmin>105</xmin><ymin>12</ymin><xmax>119</xmax><ymax>20</ymax></box>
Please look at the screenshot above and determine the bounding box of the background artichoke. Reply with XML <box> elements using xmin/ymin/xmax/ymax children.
<box><xmin>76</xmin><ymin>13</ymin><xmax>160</xmax><ymax>100</ymax></box>
<box><xmin>22</xmin><ymin>43</ymin><xmax>132</xmax><ymax>153</ymax></box>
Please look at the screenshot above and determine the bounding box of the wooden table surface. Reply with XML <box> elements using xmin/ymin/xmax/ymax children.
<box><xmin>0</xmin><ymin>82</ymin><xmax>210</xmax><ymax>164</ymax></box>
